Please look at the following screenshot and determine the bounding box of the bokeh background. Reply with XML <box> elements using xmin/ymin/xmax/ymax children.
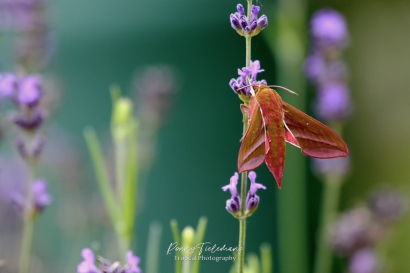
<box><xmin>0</xmin><ymin>0</ymin><xmax>410</xmax><ymax>272</ymax></box>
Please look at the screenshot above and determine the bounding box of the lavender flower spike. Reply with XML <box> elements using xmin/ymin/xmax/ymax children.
<box><xmin>126</xmin><ymin>251</ymin><xmax>142</xmax><ymax>273</ymax></box>
<box><xmin>222</xmin><ymin>172</ymin><xmax>241</xmax><ymax>217</ymax></box>
<box><xmin>230</xmin><ymin>4</ymin><xmax>268</xmax><ymax>37</ymax></box>
<box><xmin>77</xmin><ymin>248</ymin><xmax>100</xmax><ymax>273</ymax></box>
<box><xmin>229</xmin><ymin>60</ymin><xmax>267</xmax><ymax>100</ymax></box>
<box><xmin>245</xmin><ymin>171</ymin><xmax>266</xmax><ymax>216</ymax></box>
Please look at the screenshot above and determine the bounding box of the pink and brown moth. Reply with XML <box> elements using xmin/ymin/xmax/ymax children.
<box><xmin>238</xmin><ymin>84</ymin><xmax>349</xmax><ymax>188</ymax></box>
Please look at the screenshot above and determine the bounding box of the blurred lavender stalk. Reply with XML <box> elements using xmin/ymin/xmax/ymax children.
<box><xmin>304</xmin><ymin>8</ymin><xmax>352</xmax><ymax>273</ymax></box>
<box><xmin>132</xmin><ymin>65</ymin><xmax>177</xmax><ymax>174</ymax></box>
<box><xmin>0</xmin><ymin>0</ymin><xmax>54</xmax><ymax>72</ymax></box>
<box><xmin>263</xmin><ymin>0</ymin><xmax>308</xmax><ymax>272</ymax></box>
<box><xmin>84</xmin><ymin>88</ymin><xmax>138</xmax><ymax>260</ymax></box>
<box><xmin>329</xmin><ymin>188</ymin><xmax>406</xmax><ymax>273</ymax></box>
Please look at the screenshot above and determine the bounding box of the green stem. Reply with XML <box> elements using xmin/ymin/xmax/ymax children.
<box><xmin>237</xmin><ymin>1</ymin><xmax>253</xmax><ymax>272</ymax></box>
<box><xmin>145</xmin><ymin>222</ymin><xmax>162</xmax><ymax>273</ymax></box>
<box><xmin>313</xmin><ymin>175</ymin><xmax>342</xmax><ymax>273</ymax></box>
<box><xmin>170</xmin><ymin>220</ymin><xmax>182</xmax><ymax>273</ymax></box>
<box><xmin>238</xmin><ymin>171</ymin><xmax>248</xmax><ymax>273</ymax></box>
<box><xmin>18</xmin><ymin>158</ymin><xmax>36</xmax><ymax>273</ymax></box>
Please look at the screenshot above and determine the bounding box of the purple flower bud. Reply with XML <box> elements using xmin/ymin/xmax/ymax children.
<box><xmin>17</xmin><ymin>75</ymin><xmax>42</xmax><ymax>108</ymax></box>
<box><xmin>230</xmin><ymin>14</ymin><xmax>241</xmax><ymax>30</ymax></box>
<box><xmin>368</xmin><ymin>189</ymin><xmax>406</xmax><ymax>224</ymax></box>
<box><xmin>349</xmin><ymin>248</ymin><xmax>379</xmax><ymax>273</ymax></box>
<box><xmin>245</xmin><ymin>171</ymin><xmax>266</xmax><ymax>216</ymax></box>
<box><xmin>304</xmin><ymin>54</ymin><xmax>325</xmax><ymax>83</ymax></box>
<box><xmin>249</xmin><ymin>20</ymin><xmax>257</xmax><ymax>31</ymax></box>
<box><xmin>222</xmin><ymin>172</ymin><xmax>241</xmax><ymax>216</ymax></box>
<box><xmin>251</xmin><ymin>5</ymin><xmax>260</xmax><ymax>22</ymax></box>
<box><xmin>32</xmin><ymin>180</ymin><xmax>52</xmax><ymax>212</ymax></box>
<box><xmin>315</xmin><ymin>83</ymin><xmax>352</xmax><ymax>121</ymax></box>
<box><xmin>310</xmin><ymin>8</ymin><xmax>349</xmax><ymax>49</ymax></box>
<box><xmin>11</xmin><ymin>108</ymin><xmax>44</xmax><ymax>131</ymax></box>
<box><xmin>239</xmin><ymin>16</ymin><xmax>248</xmax><ymax>29</ymax></box>
<box><xmin>246</xmin><ymin>194</ymin><xmax>260</xmax><ymax>212</ymax></box>
<box><xmin>236</xmin><ymin>4</ymin><xmax>245</xmax><ymax>16</ymax></box>
<box><xmin>257</xmin><ymin>15</ymin><xmax>268</xmax><ymax>30</ymax></box>
<box><xmin>77</xmin><ymin>248</ymin><xmax>100</xmax><ymax>273</ymax></box>
<box><xmin>126</xmin><ymin>251</ymin><xmax>142</xmax><ymax>273</ymax></box>
<box><xmin>0</xmin><ymin>73</ymin><xmax>18</xmax><ymax>98</ymax></box>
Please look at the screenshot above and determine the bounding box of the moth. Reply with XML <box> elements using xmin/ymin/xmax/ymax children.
<box><xmin>238</xmin><ymin>84</ymin><xmax>349</xmax><ymax>188</ymax></box>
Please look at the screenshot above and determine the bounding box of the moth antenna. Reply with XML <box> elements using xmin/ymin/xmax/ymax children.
<box><xmin>236</xmin><ymin>80</ymin><xmax>257</xmax><ymax>96</ymax></box>
<box><xmin>268</xmin><ymin>85</ymin><xmax>298</xmax><ymax>95</ymax></box>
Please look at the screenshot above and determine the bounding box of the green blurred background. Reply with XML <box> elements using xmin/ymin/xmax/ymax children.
<box><xmin>1</xmin><ymin>0</ymin><xmax>410</xmax><ymax>272</ymax></box>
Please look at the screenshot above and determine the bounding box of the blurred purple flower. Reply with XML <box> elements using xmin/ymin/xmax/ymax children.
<box><xmin>229</xmin><ymin>60</ymin><xmax>267</xmax><ymax>97</ymax></box>
<box><xmin>17</xmin><ymin>75</ymin><xmax>42</xmax><ymax>107</ymax></box>
<box><xmin>77</xmin><ymin>248</ymin><xmax>142</xmax><ymax>273</ymax></box>
<box><xmin>77</xmin><ymin>248</ymin><xmax>100</xmax><ymax>273</ymax></box>
<box><xmin>368</xmin><ymin>189</ymin><xmax>407</xmax><ymax>224</ymax></box>
<box><xmin>0</xmin><ymin>73</ymin><xmax>18</xmax><ymax>98</ymax></box>
<box><xmin>32</xmin><ymin>179</ymin><xmax>51</xmax><ymax>212</ymax></box>
<box><xmin>349</xmin><ymin>248</ymin><xmax>379</xmax><ymax>273</ymax></box>
<box><xmin>126</xmin><ymin>251</ymin><xmax>142</xmax><ymax>273</ymax></box>
<box><xmin>313</xmin><ymin>157</ymin><xmax>351</xmax><ymax>178</ymax></box>
<box><xmin>230</xmin><ymin>4</ymin><xmax>268</xmax><ymax>37</ymax></box>
<box><xmin>315</xmin><ymin>83</ymin><xmax>352</xmax><ymax>121</ymax></box>
<box><xmin>330</xmin><ymin>207</ymin><xmax>374</xmax><ymax>256</ymax></box>
<box><xmin>310</xmin><ymin>8</ymin><xmax>349</xmax><ymax>49</ymax></box>
<box><xmin>10</xmin><ymin>179</ymin><xmax>51</xmax><ymax>216</ymax></box>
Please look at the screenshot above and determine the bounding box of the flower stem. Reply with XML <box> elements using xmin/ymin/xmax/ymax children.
<box><xmin>313</xmin><ymin>175</ymin><xmax>342</xmax><ymax>273</ymax></box>
<box><xmin>19</xmin><ymin>158</ymin><xmax>37</xmax><ymax>273</ymax></box>
<box><xmin>238</xmin><ymin>1</ymin><xmax>253</xmax><ymax>272</ymax></box>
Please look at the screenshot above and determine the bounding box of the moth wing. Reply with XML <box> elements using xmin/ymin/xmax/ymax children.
<box><xmin>238</xmin><ymin>101</ymin><xmax>266</xmax><ymax>172</ymax></box>
<box><xmin>282</xmin><ymin>102</ymin><xmax>349</xmax><ymax>158</ymax></box>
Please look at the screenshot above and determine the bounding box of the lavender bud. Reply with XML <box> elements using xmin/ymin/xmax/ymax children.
<box><xmin>230</xmin><ymin>14</ymin><xmax>241</xmax><ymax>30</ymax></box>
<box><xmin>32</xmin><ymin>179</ymin><xmax>52</xmax><ymax>213</ymax></box>
<box><xmin>257</xmin><ymin>15</ymin><xmax>268</xmax><ymax>30</ymax></box>
<box><xmin>349</xmin><ymin>248</ymin><xmax>379</xmax><ymax>273</ymax></box>
<box><xmin>236</xmin><ymin>4</ymin><xmax>245</xmax><ymax>16</ymax></box>
<box><xmin>11</xmin><ymin>109</ymin><xmax>44</xmax><ymax>131</ymax></box>
<box><xmin>249</xmin><ymin>20</ymin><xmax>257</xmax><ymax>31</ymax></box>
<box><xmin>239</xmin><ymin>16</ymin><xmax>248</xmax><ymax>29</ymax></box>
<box><xmin>0</xmin><ymin>73</ymin><xmax>18</xmax><ymax>98</ymax></box>
<box><xmin>315</xmin><ymin>83</ymin><xmax>352</xmax><ymax>121</ymax></box>
<box><xmin>251</xmin><ymin>5</ymin><xmax>260</xmax><ymax>22</ymax></box>
<box><xmin>17</xmin><ymin>75</ymin><xmax>42</xmax><ymax>108</ymax></box>
<box><xmin>245</xmin><ymin>194</ymin><xmax>260</xmax><ymax>216</ymax></box>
